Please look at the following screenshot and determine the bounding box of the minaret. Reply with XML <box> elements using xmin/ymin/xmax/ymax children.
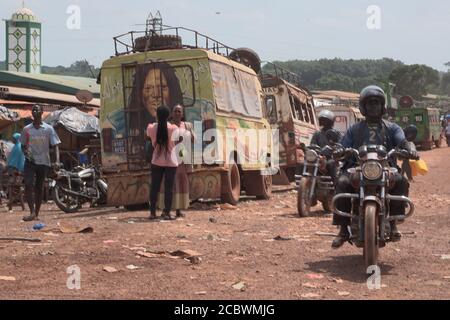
<box><xmin>5</xmin><ymin>4</ymin><xmax>41</xmax><ymax>73</ymax></box>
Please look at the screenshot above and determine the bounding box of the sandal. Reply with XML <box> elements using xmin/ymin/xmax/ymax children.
<box><xmin>23</xmin><ymin>214</ymin><xmax>38</xmax><ymax>222</ymax></box>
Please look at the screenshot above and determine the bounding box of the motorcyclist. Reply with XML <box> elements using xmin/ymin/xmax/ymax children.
<box><xmin>331</xmin><ymin>85</ymin><xmax>418</xmax><ymax>248</ymax></box>
<box><xmin>307</xmin><ymin>110</ymin><xmax>341</xmax><ymax>182</ymax></box>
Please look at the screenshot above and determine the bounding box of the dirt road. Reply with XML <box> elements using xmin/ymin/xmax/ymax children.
<box><xmin>0</xmin><ymin>148</ymin><xmax>449</xmax><ymax>300</ymax></box>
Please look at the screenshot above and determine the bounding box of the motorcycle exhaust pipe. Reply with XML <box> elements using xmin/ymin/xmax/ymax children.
<box><xmin>58</xmin><ymin>187</ymin><xmax>92</xmax><ymax>200</ymax></box>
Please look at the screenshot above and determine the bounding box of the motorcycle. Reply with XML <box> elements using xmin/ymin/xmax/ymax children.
<box><xmin>52</xmin><ymin>149</ymin><xmax>107</xmax><ymax>213</ymax></box>
<box><xmin>295</xmin><ymin>130</ymin><xmax>341</xmax><ymax>217</ymax></box>
<box><xmin>332</xmin><ymin>144</ymin><xmax>417</xmax><ymax>268</ymax></box>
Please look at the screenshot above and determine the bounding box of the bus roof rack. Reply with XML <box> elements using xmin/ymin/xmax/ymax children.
<box><xmin>113</xmin><ymin>24</ymin><xmax>236</xmax><ymax>57</ymax></box>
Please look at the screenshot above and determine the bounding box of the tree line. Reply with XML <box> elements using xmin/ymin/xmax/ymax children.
<box><xmin>263</xmin><ymin>58</ymin><xmax>450</xmax><ymax>100</ymax></box>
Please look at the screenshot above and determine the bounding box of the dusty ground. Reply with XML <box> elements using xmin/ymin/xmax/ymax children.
<box><xmin>0</xmin><ymin>147</ymin><xmax>449</xmax><ymax>300</ymax></box>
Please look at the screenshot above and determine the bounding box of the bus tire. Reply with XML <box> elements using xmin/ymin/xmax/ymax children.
<box><xmin>221</xmin><ymin>163</ymin><xmax>241</xmax><ymax>205</ymax></box>
<box><xmin>244</xmin><ymin>171</ymin><xmax>272</xmax><ymax>200</ymax></box>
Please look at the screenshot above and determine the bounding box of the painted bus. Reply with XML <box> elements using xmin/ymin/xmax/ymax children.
<box><xmin>315</xmin><ymin>105</ymin><xmax>364</xmax><ymax>137</ymax></box>
<box><xmin>99</xmin><ymin>27</ymin><xmax>273</xmax><ymax>208</ymax></box>
<box><xmin>261</xmin><ymin>75</ymin><xmax>318</xmax><ymax>183</ymax></box>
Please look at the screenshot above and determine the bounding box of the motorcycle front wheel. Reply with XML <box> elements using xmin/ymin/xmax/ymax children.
<box><xmin>297</xmin><ymin>178</ymin><xmax>313</xmax><ymax>217</ymax></box>
<box><xmin>363</xmin><ymin>203</ymin><xmax>379</xmax><ymax>269</ymax></box>
<box><xmin>53</xmin><ymin>185</ymin><xmax>81</xmax><ymax>214</ymax></box>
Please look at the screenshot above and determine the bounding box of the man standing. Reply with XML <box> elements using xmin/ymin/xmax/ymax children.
<box><xmin>21</xmin><ymin>105</ymin><xmax>61</xmax><ymax>222</ymax></box>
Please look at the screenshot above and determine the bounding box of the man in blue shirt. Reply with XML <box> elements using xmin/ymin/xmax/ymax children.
<box><xmin>332</xmin><ymin>86</ymin><xmax>417</xmax><ymax>248</ymax></box>
<box><xmin>20</xmin><ymin>105</ymin><xmax>61</xmax><ymax>222</ymax></box>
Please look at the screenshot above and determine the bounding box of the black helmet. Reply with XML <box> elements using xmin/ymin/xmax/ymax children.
<box><xmin>359</xmin><ymin>85</ymin><xmax>387</xmax><ymax>117</ymax></box>
<box><xmin>403</xmin><ymin>125</ymin><xmax>418</xmax><ymax>142</ymax></box>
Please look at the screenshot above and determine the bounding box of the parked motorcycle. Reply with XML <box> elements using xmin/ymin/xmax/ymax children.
<box><xmin>332</xmin><ymin>144</ymin><xmax>417</xmax><ymax>268</ymax></box>
<box><xmin>52</xmin><ymin>149</ymin><xmax>107</xmax><ymax>213</ymax></box>
<box><xmin>295</xmin><ymin>129</ymin><xmax>341</xmax><ymax>217</ymax></box>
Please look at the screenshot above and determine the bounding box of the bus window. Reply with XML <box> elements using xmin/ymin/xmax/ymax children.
<box><xmin>265</xmin><ymin>95</ymin><xmax>277</xmax><ymax>124</ymax></box>
<box><xmin>290</xmin><ymin>96</ymin><xmax>304</xmax><ymax>121</ymax></box>
<box><xmin>307</xmin><ymin>102</ymin><xmax>316</xmax><ymax>125</ymax></box>
<box><xmin>301</xmin><ymin>103</ymin><xmax>309</xmax><ymax>123</ymax></box>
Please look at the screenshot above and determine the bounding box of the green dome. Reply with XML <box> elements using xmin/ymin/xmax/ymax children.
<box><xmin>11</xmin><ymin>7</ymin><xmax>38</xmax><ymax>22</ymax></box>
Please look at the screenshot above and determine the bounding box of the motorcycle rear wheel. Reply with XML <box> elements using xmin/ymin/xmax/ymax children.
<box><xmin>363</xmin><ymin>203</ymin><xmax>379</xmax><ymax>269</ymax></box>
<box><xmin>297</xmin><ymin>178</ymin><xmax>312</xmax><ymax>217</ymax></box>
<box><xmin>53</xmin><ymin>185</ymin><xmax>81</xmax><ymax>214</ymax></box>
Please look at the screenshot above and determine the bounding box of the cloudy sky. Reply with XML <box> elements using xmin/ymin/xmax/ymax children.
<box><xmin>1</xmin><ymin>0</ymin><xmax>450</xmax><ymax>70</ymax></box>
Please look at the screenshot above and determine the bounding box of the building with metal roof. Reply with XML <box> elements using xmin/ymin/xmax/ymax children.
<box><xmin>0</xmin><ymin>71</ymin><xmax>100</xmax><ymax>98</ymax></box>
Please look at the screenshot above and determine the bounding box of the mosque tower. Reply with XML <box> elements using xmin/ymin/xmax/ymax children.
<box><xmin>5</xmin><ymin>3</ymin><xmax>41</xmax><ymax>73</ymax></box>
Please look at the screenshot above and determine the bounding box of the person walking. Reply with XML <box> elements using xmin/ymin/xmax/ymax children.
<box><xmin>21</xmin><ymin>105</ymin><xmax>61</xmax><ymax>222</ymax></box>
<box><xmin>147</xmin><ymin>106</ymin><xmax>179</xmax><ymax>220</ymax></box>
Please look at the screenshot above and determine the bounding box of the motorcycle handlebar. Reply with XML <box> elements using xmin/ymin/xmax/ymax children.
<box><xmin>336</xmin><ymin>147</ymin><xmax>418</xmax><ymax>161</ymax></box>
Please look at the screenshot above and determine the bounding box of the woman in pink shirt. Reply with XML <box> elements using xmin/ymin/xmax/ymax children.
<box><xmin>147</xmin><ymin>106</ymin><xmax>179</xmax><ymax>220</ymax></box>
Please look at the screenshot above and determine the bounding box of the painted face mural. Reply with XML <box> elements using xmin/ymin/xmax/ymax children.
<box><xmin>141</xmin><ymin>67</ymin><xmax>171</xmax><ymax>119</ymax></box>
<box><xmin>129</xmin><ymin>62</ymin><xmax>183</xmax><ymax>126</ymax></box>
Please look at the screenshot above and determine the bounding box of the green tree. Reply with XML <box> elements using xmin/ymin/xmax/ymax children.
<box><xmin>262</xmin><ymin>58</ymin><xmax>404</xmax><ymax>93</ymax></box>
<box><xmin>41</xmin><ymin>60</ymin><xmax>100</xmax><ymax>78</ymax></box>
<box><xmin>389</xmin><ymin>64</ymin><xmax>439</xmax><ymax>99</ymax></box>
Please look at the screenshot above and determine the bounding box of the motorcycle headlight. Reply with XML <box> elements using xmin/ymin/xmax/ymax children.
<box><xmin>305</xmin><ymin>150</ymin><xmax>318</xmax><ymax>162</ymax></box>
<box><xmin>362</xmin><ymin>161</ymin><xmax>383</xmax><ymax>180</ymax></box>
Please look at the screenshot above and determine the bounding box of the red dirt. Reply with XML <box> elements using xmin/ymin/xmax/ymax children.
<box><xmin>0</xmin><ymin>148</ymin><xmax>449</xmax><ymax>300</ymax></box>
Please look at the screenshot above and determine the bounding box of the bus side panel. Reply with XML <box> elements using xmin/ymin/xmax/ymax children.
<box><xmin>107</xmin><ymin>173</ymin><xmax>150</xmax><ymax>206</ymax></box>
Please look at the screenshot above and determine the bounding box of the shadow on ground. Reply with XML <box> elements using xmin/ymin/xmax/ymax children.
<box><xmin>304</xmin><ymin>254</ymin><xmax>395</xmax><ymax>284</ymax></box>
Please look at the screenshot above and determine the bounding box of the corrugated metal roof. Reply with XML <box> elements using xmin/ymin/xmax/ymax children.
<box><xmin>0</xmin><ymin>85</ymin><xmax>100</xmax><ymax>107</ymax></box>
<box><xmin>0</xmin><ymin>99</ymin><xmax>33</xmax><ymax>105</ymax></box>
<box><xmin>0</xmin><ymin>71</ymin><xmax>100</xmax><ymax>98</ymax></box>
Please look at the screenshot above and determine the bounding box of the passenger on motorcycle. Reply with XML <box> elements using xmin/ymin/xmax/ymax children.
<box><xmin>307</xmin><ymin>110</ymin><xmax>341</xmax><ymax>183</ymax></box>
<box><xmin>331</xmin><ymin>86</ymin><xmax>418</xmax><ymax>248</ymax></box>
